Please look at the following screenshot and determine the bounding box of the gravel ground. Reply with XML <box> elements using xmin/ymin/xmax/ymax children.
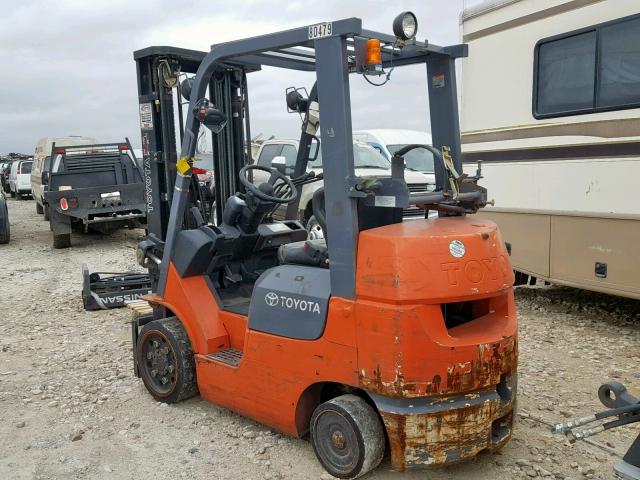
<box><xmin>1</xmin><ymin>196</ymin><xmax>639</xmax><ymax>480</ymax></box>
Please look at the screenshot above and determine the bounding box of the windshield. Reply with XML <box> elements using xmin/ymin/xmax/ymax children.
<box><xmin>386</xmin><ymin>144</ymin><xmax>435</xmax><ymax>173</ymax></box>
<box><xmin>308</xmin><ymin>143</ymin><xmax>390</xmax><ymax>170</ymax></box>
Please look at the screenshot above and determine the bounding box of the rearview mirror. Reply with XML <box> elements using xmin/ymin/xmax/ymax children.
<box><xmin>192</xmin><ymin>99</ymin><xmax>227</xmax><ymax>133</ymax></box>
<box><xmin>180</xmin><ymin>77</ymin><xmax>194</xmax><ymax>101</ymax></box>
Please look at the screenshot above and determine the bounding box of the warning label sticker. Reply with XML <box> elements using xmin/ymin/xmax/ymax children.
<box><xmin>139</xmin><ymin>103</ymin><xmax>153</xmax><ymax>130</ymax></box>
<box><xmin>432</xmin><ymin>73</ymin><xmax>445</xmax><ymax>89</ymax></box>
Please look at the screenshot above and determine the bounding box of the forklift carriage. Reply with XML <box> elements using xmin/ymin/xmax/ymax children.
<box><xmin>133</xmin><ymin>13</ymin><xmax>517</xmax><ymax>478</ymax></box>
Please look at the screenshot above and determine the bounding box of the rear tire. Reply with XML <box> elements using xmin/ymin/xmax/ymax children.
<box><xmin>52</xmin><ymin>233</ymin><xmax>71</xmax><ymax>249</ymax></box>
<box><xmin>36</xmin><ymin>202</ymin><xmax>43</xmax><ymax>214</ymax></box>
<box><xmin>310</xmin><ymin>394</ymin><xmax>385</xmax><ymax>479</ymax></box>
<box><xmin>137</xmin><ymin>317</ymin><xmax>198</xmax><ymax>404</ymax></box>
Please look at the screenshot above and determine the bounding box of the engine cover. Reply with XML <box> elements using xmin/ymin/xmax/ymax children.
<box><xmin>248</xmin><ymin>265</ymin><xmax>330</xmax><ymax>340</ymax></box>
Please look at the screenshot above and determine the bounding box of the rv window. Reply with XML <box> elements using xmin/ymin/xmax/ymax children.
<box><xmin>597</xmin><ymin>17</ymin><xmax>640</xmax><ymax>108</ymax></box>
<box><xmin>534</xmin><ymin>13</ymin><xmax>640</xmax><ymax>118</ymax></box>
<box><xmin>536</xmin><ymin>32</ymin><xmax>596</xmax><ymax>115</ymax></box>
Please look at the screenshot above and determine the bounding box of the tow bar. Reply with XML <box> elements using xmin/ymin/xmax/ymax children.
<box><xmin>552</xmin><ymin>381</ymin><xmax>640</xmax><ymax>480</ymax></box>
<box><xmin>81</xmin><ymin>263</ymin><xmax>152</xmax><ymax>310</ymax></box>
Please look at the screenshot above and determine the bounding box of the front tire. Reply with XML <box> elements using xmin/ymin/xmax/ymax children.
<box><xmin>310</xmin><ymin>394</ymin><xmax>385</xmax><ymax>479</ymax></box>
<box><xmin>137</xmin><ymin>317</ymin><xmax>198</xmax><ymax>404</ymax></box>
<box><xmin>36</xmin><ymin>201</ymin><xmax>43</xmax><ymax>214</ymax></box>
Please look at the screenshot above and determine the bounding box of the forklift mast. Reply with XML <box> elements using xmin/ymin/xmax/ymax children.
<box><xmin>133</xmin><ymin>46</ymin><xmax>255</xmax><ymax>238</ymax></box>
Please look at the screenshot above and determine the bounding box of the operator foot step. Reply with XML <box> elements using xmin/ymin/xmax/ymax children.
<box><xmin>207</xmin><ymin>348</ymin><xmax>243</xmax><ymax>366</ymax></box>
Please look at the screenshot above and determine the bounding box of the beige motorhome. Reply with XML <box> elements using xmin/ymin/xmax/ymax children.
<box><xmin>460</xmin><ymin>0</ymin><xmax>640</xmax><ymax>299</ymax></box>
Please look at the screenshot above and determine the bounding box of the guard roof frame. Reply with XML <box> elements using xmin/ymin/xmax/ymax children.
<box><xmin>158</xmin><ymin>16</ymin><xmax>468</xmax><ymax>299</ymax></box>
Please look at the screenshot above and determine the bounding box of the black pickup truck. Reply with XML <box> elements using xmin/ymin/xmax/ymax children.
<box><xmin>43</xmin><ymin>141</ymin><xmax>146</xmax><ymax>248</ymax></box>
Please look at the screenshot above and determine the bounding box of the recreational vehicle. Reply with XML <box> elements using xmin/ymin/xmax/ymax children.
<box><xmin>461</xmin><ymin>0</ymin><xmax>640</xmax><ymax>299</ymax></box>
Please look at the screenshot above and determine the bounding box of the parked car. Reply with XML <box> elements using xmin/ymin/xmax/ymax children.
<box><xmin>42</xmin><ymin>141</ymin><xmax>146</xmax><ymax>248</ymax></box>
<box><xmin>353</xmin><ymin>129</ymin><xmax>436</xmax><ymax>179</ymax></box>
<box><xmin>253</xmin><ymin>139</ymin><xmax>434</xmax><ymax>239</ymax></box>
<box><xmin>32</xmin><ymin>136</ymin><xmax>97</xmax><ymax>216</ymax></box>
<box><xmin>1</xmin><ymin>160</ymin><xmax>14</xmax><ymax>193</ymax></box>
<box><xmin>0</xmin><ymin>189</ymin><xmax>9</xmax><ymax>244</ymax></box>
<box><xmin>9</xmin><ymin>159</ymin><xmax>33</xmax><ymax>198</ymax></box>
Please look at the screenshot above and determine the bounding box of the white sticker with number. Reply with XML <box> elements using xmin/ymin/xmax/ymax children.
<box><xmin>374</xmin><ymin>196</ymin><xmax>396</xmax><ymax>208</ymax></box>
<box><xmin>308</xmin><ymin>22</ymin><xmax>333</xmax><ymax>40</ymax></box>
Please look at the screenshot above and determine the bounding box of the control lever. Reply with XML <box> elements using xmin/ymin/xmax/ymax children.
<box><xmin>441</xmin><ymin>146</ymin><xmax>461</xmax><ymax>198</ymax></box>
<box><xmin>189</xmin><ymin>206</ymin><xmax>206</xmax><ymax>227</ymax></box>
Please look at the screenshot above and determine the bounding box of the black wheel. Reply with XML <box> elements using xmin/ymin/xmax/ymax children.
<box><xmin>137</xmin><ymin>317</ymin><xmax>198</xmax><ymax>404</ymax></box>
<box><xmin>0</xmin><ymin>198</ymin><xmax>9</xmax><ymax>244</ymax></box>
<box><xmin>52</xmin><ymin>233</ymin><xmax>71</xmax><ymax>249</ymax></box>
<box><xmin>10</xmin><ymin>189</ymin><xmax>15</xmax><ymax>198</ymax></box>
<box><xmin>36</xmin><ymin>201</ymin><xmax>43</xmax><ymax>214</ymax></box>
<box><xmin>43</xmin><ymin>205</ymin><xmax>50</xmax><ymax>221</ymax></box>
<box><xmin>310</xmin><ymin>394</ymin><xmax>385</xmax><ymax>479</ymax></box>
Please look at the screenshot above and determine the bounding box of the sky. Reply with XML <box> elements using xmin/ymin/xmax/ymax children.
<box><xmin>0</xmin><ymin>0</ymin><xmax>480</xmax><ymax>155</ymax></box>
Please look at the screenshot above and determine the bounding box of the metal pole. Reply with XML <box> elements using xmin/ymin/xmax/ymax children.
<box><xmin>426</xmin><ymin>55</ymin><xmax>463</xmax><ymax>191</ymax></box>
<box><xmin>314</xmin><ymin>35</ymin><xmax>358</xmax><ymax>300</ymax></box>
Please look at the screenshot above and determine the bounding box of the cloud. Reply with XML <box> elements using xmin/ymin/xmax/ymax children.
<box><xmin>0</xmin><ymin>0</ymin><xmax>463</xmax><ymax>154</ymax></box>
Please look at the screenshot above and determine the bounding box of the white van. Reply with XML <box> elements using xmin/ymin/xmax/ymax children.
<box><xmin>31</xmin><ymin>136</ymin><xmax>97</xmax><ymax>214</ymax></box>
<box><xmin>9</xmin><ymin>160</ymin><xmax>33</xmax><ymax>198</ymax></box>
<box><xmin>353</xmin><ymin>129</ymin><xmax>435</xmax><ymax>180</ymax></box>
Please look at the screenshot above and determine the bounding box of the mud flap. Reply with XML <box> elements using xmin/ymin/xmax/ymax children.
<box><xmin>131</xmin><ymin>313</ymin><xmax>154</xmax><ymax>377</ymax></box>
<box><xmin>49</xmin><ymin>208</ymin><xmax>72</xmax><ymax>235</ymax></box>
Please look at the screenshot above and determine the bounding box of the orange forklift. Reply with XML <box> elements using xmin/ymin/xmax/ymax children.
<box><xmin>133</xmin><ymin>13</ymin><xmax>517</xmax><ymax>478</ymax></box>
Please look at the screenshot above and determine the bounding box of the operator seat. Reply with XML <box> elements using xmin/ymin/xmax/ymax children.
<box><xmin>277</xmin><ymin>238</ymin><xmax>328</xmax><ymax>267</ymax></box>
<box><xmin>278</xmin><ymin>188</ymin><xmax>329</xmax><ymax>268</ymax></box>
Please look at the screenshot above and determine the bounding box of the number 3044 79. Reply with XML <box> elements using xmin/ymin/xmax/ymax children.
<box><xmin>308</xmin><ymin>22</ymin><xmax>333</xmax><ymax>40</ymax></box>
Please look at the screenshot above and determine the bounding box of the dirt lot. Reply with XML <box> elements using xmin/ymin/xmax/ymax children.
<box><xmin>0</xmin><ymin>196</ymin><xmax>639</xmax><ymax>480</ymax></box>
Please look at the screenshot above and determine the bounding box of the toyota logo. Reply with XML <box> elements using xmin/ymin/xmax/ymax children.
<box><xmin>265</xmin><ymin>292</ymin><xmax>279</xmax><ymax>307</ymax></box>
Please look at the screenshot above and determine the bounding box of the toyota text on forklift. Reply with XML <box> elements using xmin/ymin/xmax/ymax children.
<box><xmin>132</xmin><ymin>12</ymin><xmax>518</xmax><ymax>479</ymax></box>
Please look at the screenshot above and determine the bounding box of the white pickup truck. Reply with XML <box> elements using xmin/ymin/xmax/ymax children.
<box><xmin>253</xmin><ymin>139</ymin><xmax>435</xmax><ymax>239</ymax></box>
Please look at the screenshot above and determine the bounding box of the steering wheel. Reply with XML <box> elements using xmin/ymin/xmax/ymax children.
<box><xmin>239</xmin><ymin>165</ymin><xmax>298</xmax><ymax>204</ymax></box>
